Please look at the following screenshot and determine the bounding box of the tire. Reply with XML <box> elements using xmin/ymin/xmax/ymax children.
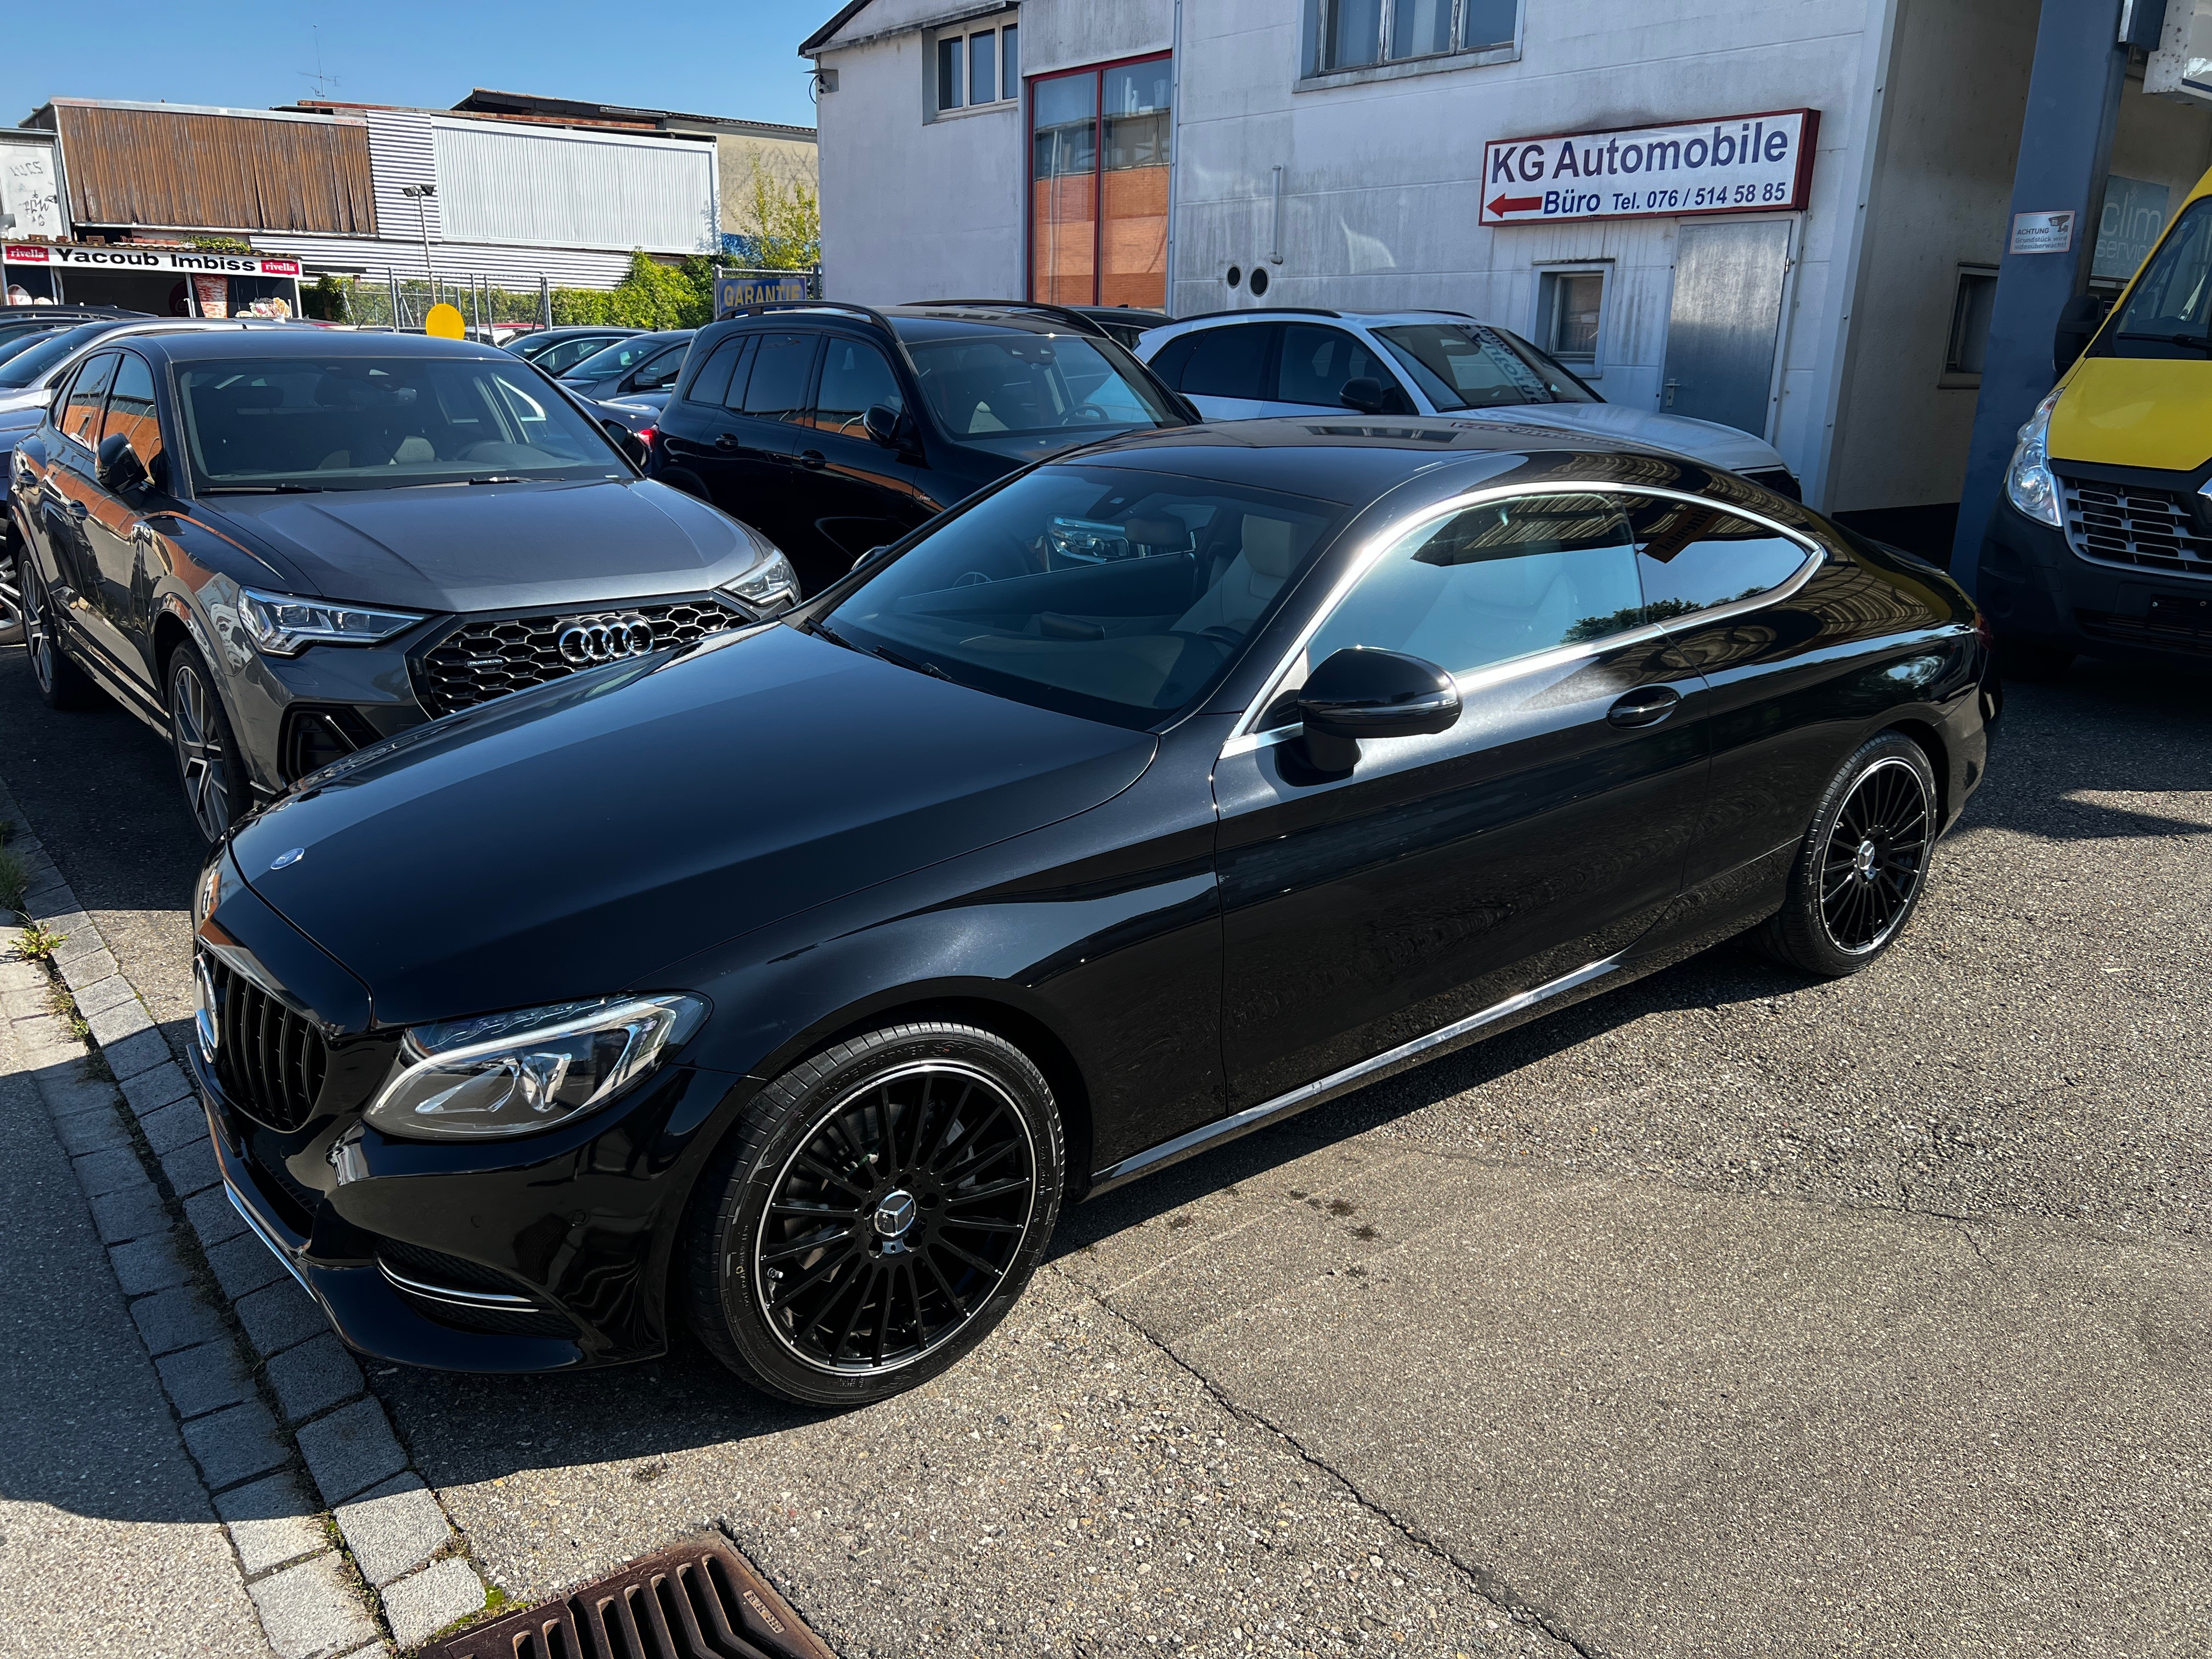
<box><xmin>16</xmin><ymin>551</ymin><xmax>102</xmax><ymax>710</ymax></box>
<box><xmin>165</xmin><ymin>641</ymin><xmax>253</xmax><ymax>845</ymax></box>
<box><xmin>1996</xmin><ymin>637</ymin><xmax>2072</xmax><ymax>682</ymax></box>
<box><xmin>680</xmin><ymin>1020</ymin><xmax>1066</xmax><ymax>1407</ymax></box>
<box><xmin>1758</xmin><ymin>731</ymin><xmax>1939</xmax><ymax>978</ymax></box>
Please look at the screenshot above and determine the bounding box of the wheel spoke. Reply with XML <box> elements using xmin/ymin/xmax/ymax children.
<box><xmin>941</xmin><ymin>1175</ymin><xmax>1031</xmax><ymax>1208</ymax></box>
<box><xmin>769</xmin><ymin>1239</ymin><xmax>862</xmax><ymax>1311</ymax></box>
<box><xmin>794</xmin><ymin>1153</ymin><xmax>873</xmax><ymax>1203</ymax></box>
<box><xmin>932</xmin><ymin>1237</ymin><xmax>1001</xmax><ymax>1278</ymax></box>
<box><xmin>761</xmin><ymin>1226</ymin><xmax>856</xmax><ymax>1265</ymax></box>
<box><xmin>939</xmin><ymin>1217</ymin><xmax>1025</xmax><ymax>1235</ymax></box>
<box><xmin>830</xmin><ymin>1263</ymin><xmax>878</xmax><ymax>1360</ymax></box>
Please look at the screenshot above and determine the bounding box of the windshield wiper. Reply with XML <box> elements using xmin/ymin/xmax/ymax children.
<box><xmin>199</xmin><ymin>483</ymin><xmax>324</xmax><ymax>494</ymax></box>
<box><xmin>466</xmin><ymin>475</ymin><xmax>529</xmax><ymax>484</ymax></box>
<box><xmin>809</xmin><ymin>619</ymin><xmax>952</xmax><ymax>681</ymax></box>
<box><xmin>2115</xmin><ymin>330</ymin><xmax>2212</xmax><ymax>352</ymax></box>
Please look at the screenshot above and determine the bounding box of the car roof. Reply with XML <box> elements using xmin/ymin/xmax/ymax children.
<box><xmin>1146</xmin><ymin>309</ymin><xmax>1483</xmax><ymax>333</ymax></box>
<box><xmin>134</xmin><ymin>328</ymin><xmax>514</xmax><ymax>363</ymax></box>
<box><xmin>1041</xmin><ymin>415</ymin><xmax>1660</xmax><ymax>501</ymax></box>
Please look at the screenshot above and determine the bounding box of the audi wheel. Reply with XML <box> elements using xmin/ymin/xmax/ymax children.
<box><xmin>681</xmin><ymin>1020</ymin><xmax>1065</xmax><ymax>1406</ymax></box>
<box><xmin>166</xmin><ymin>642</ymin><xmax>254</xmax><ymax>845</ymax></box>
<box><xmin>1759</xmin><ymin>731</ymin><xmax>1938</xmax><ymax>978</ymax></box>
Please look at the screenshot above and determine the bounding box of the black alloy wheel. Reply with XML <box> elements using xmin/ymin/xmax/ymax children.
<box><xmin>1762</xmin><ymin>731</ymin><xmax>1938</xmax><ymax>977</ymax></box>
<box><xmin>683</xmin><ymin>1022</ymin><xmax>1064</xmax><ymax>1406</ymax></box>
<box><xmin>166</xmin><ymin>643</ymin><xmax>251</xmax><ymax>845</ymax></box>
<box><xmin>16</xmin><ymin>552</ymin><xmax>101</xmax><ymax>710</ymax></box>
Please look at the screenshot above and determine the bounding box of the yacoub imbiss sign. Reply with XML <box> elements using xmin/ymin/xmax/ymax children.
<box><xmin>1481</xmin><ymin>109</ymin><xmax>1819</xmax><ymax>227</ymax></box>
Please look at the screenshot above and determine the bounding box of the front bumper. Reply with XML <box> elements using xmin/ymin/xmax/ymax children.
<box><xmin>1979</xmin><ymin>495</ymin><xmax>2212</xmax><ymax>671</ymax></box>
<box><xmin>191</xmin><ymin>1035</ymin><xmax>736</xmax><ymax>1374</ymax></box>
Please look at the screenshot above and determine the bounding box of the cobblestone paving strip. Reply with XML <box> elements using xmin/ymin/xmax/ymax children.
<box><xmin>2</xmin><ymin>776</ymin><xmax>493</xmax><ymax>1655</ymax></box>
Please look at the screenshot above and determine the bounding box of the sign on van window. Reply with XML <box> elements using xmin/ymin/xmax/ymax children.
<box><xmin>1480</xmin><ymin>110</ymin><xmax>1818</xmax><ymax>227</ymax></box>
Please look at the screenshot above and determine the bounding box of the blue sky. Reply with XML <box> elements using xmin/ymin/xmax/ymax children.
<box><xmin>6</xmin><ymin>3</ymin><xmax>847</xmax><ymax>130</ymax></box>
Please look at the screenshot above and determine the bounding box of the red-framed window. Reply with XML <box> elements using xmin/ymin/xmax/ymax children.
<box><xmin>1028</xmin><ymin>53</ymin><xmax>1172</xmax><ymax>308</ymax></box>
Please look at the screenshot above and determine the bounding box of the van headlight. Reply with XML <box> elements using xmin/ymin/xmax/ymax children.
<box><xmin>2004</xmin><ymin>389</ymin><xmax>2064</xmax><ymax>529</ymax></box>
<box><xmin>364</xmin><ymin>994</ymin><xmax>707</xmax><ymax>1141</ymax></box>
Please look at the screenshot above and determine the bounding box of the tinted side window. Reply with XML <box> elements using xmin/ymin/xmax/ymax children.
<box><xmin>1180</xmin><ymin>325</ymin><xmax>1276</xmax><ymax>400</ymax></box>
<box><xmin>629</xmin><ymin>345</ymin><xmax>689</xmax><ymax>391</ymax></box>
<box><xmin>740</xmin><ymin>332</ymin><xmax>819</xmax><ymax>422</ymax></box>
<box><xmin>1627</xmin><ymin>496</ymin><xmax>1810</xmax><ymax>616</ymax></box>
<box><xmin>1301</xmin><ymin>493</ymin><xmax>1643</xmax><ymax>684</ymax></box>
<box><xmin>101</xmin><ymin>354</ymin><xmax>162</xmax><ymax>471</ymax></box>
<box><xmin>534</xmin><ymin>336</ymin><xmax>613</xmax><ymax>375</ymax></box>
<box><xmin>1277</xmin><ymin>325</ymin><xmax>1388</xmax><ymax>407</ymax></box>
<box><xmin>1145</xmin><ymin>332</ymin><xmax>1200</xmax><ymax>390</ymax></box>
<box><xmin>684</xmin><ymin>337</ymin><xmax>746</xmax><ymax>406</ymax></box>
<box><xmin>59</xmin><ymin>353</ymin><xmax>119</xmax><ymax>449</ymax></box>
<box><xmin>812</xmin><ymin>337</ymin><xmax>904</xmax><ymax>434</ymax></box>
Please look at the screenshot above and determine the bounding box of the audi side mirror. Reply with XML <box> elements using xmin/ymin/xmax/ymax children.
<box><xmin>1339</xmin><ymin>377</ymin><xmax>1389</xmax><ymax>416</ymax></box>
<box><xmin>2052</xmin><ymin>291</ymin><xmax>2106</xmax><ymax>375</ymax></box>
<box><xmin>601</xmin><ymin>419</ymin><xmax>648</xmax><ymax>469</ymax></box>
<box><xmin>1295</xmin><ymin>647</ymin><xmax>1461</xmax><ymax>772</ymax></box>
<box><xmin>862</xmin><ymin>402</ymin><xmax>904</xmax><ymax>450</ymax></box>
<box><xmin>94</xmin><ymin>432</ymin><xmax>148</xmax><ymax>495</ymax></box>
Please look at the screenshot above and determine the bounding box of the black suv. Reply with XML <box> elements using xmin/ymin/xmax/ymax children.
<box><xmin>647</xmin><ymin>302</ymin><xmax>1195</xmax><ymax>594</ymax></box>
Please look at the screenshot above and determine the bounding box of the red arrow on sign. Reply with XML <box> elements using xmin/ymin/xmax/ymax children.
<box><xmin>1486</xmin><ymin>194</ymin><xmax>1543</xmax><ymax>216</ymax></box>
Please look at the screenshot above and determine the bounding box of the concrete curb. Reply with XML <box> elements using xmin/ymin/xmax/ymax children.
<box><xmin>1</xmin><ymin>778</ymin><xmax>492</xmax><ymax>1656</ymax></box>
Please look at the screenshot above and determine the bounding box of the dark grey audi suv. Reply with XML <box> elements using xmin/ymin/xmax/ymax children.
<box><xmin>7</xmin><ymin>329</ymin><xmax>799</xmax><ymax>842</ymax></box>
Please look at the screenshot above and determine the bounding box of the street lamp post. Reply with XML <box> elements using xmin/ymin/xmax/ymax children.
<box><xmin>400</xmin><ymin>183</ymin><xmax>438</xmax><ymax>323</ymax></box>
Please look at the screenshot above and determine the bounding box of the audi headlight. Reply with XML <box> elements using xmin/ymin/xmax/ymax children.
<box><xmin>719</xmin><ymin>547</ymin><xmax>799</xmax><ymax>617</ymax></box>
<box><xmin>363</xmin><ymin>994</ymin><xmax>708</xmax><ymax>1142</ymax></box>
<box><xmin>237</xmin><ymin>586</ymin><xmax>425</xmax><ymax>657</ymax></box>
<box><xmin>2004</xmin><ymin>389</ymin><xmax>2064</xmax><ymax>530</ymax></box>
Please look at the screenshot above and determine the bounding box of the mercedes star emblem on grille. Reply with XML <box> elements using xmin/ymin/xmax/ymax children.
<box><xmin>556</xmin><ymin>614</ymin><xmax>657</xmax><ymax>665</ymax></box>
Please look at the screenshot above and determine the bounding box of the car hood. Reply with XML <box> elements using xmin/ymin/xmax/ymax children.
<box><xmin>2049</xmin><ymin>358</ymin><xmax>2212</xmax><ymax>472</ymax></box>
<box><xmin>1465</xmin><ymin>403</ymin><xmax>1786</xmax><ymax>472</ymax></box>
<box><xmin>195</xmin><ymin>477</ymin><xmax>765</xmax><ymax>612</ymax></box>
<box><xmin>955</xmin><ymin>425</ymin><xmax>1164</xmax><ymax>467</ymax></box>
<box><xmin>229</xmin><ymin>622</ymin><xmax>1157</xmax><ymax>1026</ymax></box>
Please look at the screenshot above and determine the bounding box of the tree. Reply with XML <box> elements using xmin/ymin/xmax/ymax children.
<box><xmin>742</xmin><ymin>157</ymin><xmax>821</xmax><ymax>271</ymax></box>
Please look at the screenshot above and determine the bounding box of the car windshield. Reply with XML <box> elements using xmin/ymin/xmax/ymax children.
<box><xmin>2099</xmin><ymin>196</ymin><xmax>2212</xmax><ymax>357</ymax></box>
<box><xmin>901</xmin><ymin>331</ymin><xmax>1183</xmax><ymax>438</ymax></box>
<box><xmin>561</xmin><ymin>335</ymin><xmax>682</xmax><ymax>380</ymax></box>
<box><xmin>175</xmin><ymin>355</ymin><xmax>625</xmax><ymax>492</ymax></box>
<box><xmin>0</xmin><ymin>323</ymin><xmax>119</xmax><ymax>388</ymax></box>
<box><xmin>819</xmin><ymin>462</ymin><xmax>1344</xmax><ymax>728</ymax></box>
<box><xmin>1372</xmin><ymin>323</ymin><xmax>1599</xmax><ymax>409</ymax></box>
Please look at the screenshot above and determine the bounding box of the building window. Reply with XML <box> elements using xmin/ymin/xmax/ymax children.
<box><xmin>1030</xmin><ymin>54</ymin><xmax>1172</xmax><ymax>307</ymax></box>
<box><xmin>934</xmin><ymin>14</ymin><xmax>1019</xmax><ymax>116</ymax></box>
<box><xmin>1537</xmin><ymin>267</ymin><xmax>1605</xmax><ymax>369</ymax></box>
<box><xmin>1944</xmin><ymin>266</ymin><xmax>1998</xmax><ymax>382</ymax></box>
<box><xmin>1316</xmin><ymin>0</ymin><xmax>1520</xmax><ymax>71</ymax></box>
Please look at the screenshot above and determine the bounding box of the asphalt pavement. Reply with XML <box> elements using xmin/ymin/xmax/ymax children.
<box><xmin>2</xmin><ymin>637</ymin><xmax>2208</xmax><ymax>1658</ymax></box>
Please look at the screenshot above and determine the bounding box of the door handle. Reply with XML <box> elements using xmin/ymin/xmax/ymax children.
<box><xmin>798</xmin><ymin>450</ymin><xmax>826</xmax><ymax>470</ymax></box>
<box><xmin>65</xmin><ymin>500</ymin><xmax>88</xmax><ymax>523</ymax></box>
<box><xmin>1662</xmin><ymin>379</ymin><xmax>1680</xmax><ymax>409</ymax></box>
<box><xmin>1607</xmin><ymin>685</ymin><xmax>1682</xmax><ymax>727</ymax></box>
<box><xmin>714</xmin><ymin>433</ymin><xmax>741</xmax><ymax>451</ymax></box>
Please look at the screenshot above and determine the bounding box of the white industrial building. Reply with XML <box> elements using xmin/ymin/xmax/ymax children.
<box><xmin>802</xmin><ymin>0</ymin><xmax>2212</xmax><ymax>542</ymax></box>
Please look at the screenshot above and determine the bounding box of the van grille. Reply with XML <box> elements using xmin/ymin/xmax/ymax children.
<box><xmin>411</xmin><ymin>598</ymin><xmax>746</xmax><ymax>718</ymax></box>
<box><xmin>2059</xmin><ymin>477</ymin><xmax>2212</xmax><ymax>579</ymax></box>
<box><xmin>208</xmin><ymin>958</ymin><xmax>328</xmax><ymax>1133</ymax></box>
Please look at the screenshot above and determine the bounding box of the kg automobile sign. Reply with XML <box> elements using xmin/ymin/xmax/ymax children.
<box><xmin>3</xmin><ymin>244</ymin><xmax>302</xmax><ymax>278</ymax></box>
<box><xmin>1481</xmin><ymin>109</ymin><xmax>1818</xmax><ymax>227</ymax></box>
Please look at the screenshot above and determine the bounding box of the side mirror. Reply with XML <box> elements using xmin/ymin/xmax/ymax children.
<box><xmin>1295</xmin><ymin>647</ymin><xmax>1460</xmax><ymax>772</ymax></box>
<box><xmin>851</xmin><ymin>543</ymin><xmax>895</xmax><ymax>573</ymax></box>
<box><xmin>2052</xmin><ymin>291</ymin><xmax>2106</xmax><ymax>375</ymax></box>
<box><xmin>862</xmin><ymin>402</ymin><xmax>905</xmax><ymax>450</ymax></box>
<box><xmin>601</xmin><ymin>419</ymin><xmax>648</xmax><ymax>469</ymax></box>
<box><xmin>94</xmin><ymin>432</ymin><xmax>148</xmax><ymax>495</ymax></box>
<box><xmin>1339</xmin><ymin>377</ymin><xmax>1388</xmax><ymax>416</ymax></box>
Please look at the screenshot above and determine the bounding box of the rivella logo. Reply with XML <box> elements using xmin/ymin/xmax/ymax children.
<box><xmin>556</xmin><ymin>614</ymin><xmax>656</xmax><ymax>665</ymax></box>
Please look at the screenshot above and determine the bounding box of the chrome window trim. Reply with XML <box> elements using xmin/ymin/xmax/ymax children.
<box><xmin>1220</xmin><ymin>479</ymin><xmax>1824</xmax><ymax>759</ymax></box>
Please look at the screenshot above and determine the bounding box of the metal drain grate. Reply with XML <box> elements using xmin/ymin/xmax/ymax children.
<box><xmin>421</xmin><ymin>1535</ymin><xmax>834</xmax><ymax>1659</ymax></box>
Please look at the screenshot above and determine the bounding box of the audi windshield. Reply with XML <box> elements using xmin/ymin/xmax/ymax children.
<box><xmin>176</xmin><ymin>356</ymin><xmax>627</xmax><ymax>493</ymax></box>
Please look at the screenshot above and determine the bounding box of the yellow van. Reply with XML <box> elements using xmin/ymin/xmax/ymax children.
<box><xmin>1984</xmin><ymin>162</ymin><xmax>2212</xmax><ymax>678</ymax></box>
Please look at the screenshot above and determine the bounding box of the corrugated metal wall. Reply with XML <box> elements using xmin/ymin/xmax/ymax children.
<box><xmin>54</xmin><ymin>104</ymin><xmax>376</xmax><ymax>234</ymax></box>
<box><xmin>433</xmin><ymin>121</ymin><xmax>716</xmax><ymax>253</ymax></box>
<box><xmin>249</xmin><ymin>230</ymin><xmax>636</xmax><ymax>290</ymax></box>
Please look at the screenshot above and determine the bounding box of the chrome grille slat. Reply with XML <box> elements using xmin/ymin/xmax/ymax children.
<box><xmin>207</xmin><ymin>958</ymin><xmax>330</xmax><ymax>1133</ymax></box>
<box><xmin>411</xmin><ymin>598</ymin><xmax>744</xmax><ymax>718</ymax></box>
<box><xmin>2059</xmin><ymin>477</ymin><xmax>2212</xmax><ymax>579</ymax></box>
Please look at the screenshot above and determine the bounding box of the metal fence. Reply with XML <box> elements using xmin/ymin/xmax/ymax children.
<box><xmin>312</xmin><ymin>265</ymin><xmax>820</xmax><ymax>334</ymax></box>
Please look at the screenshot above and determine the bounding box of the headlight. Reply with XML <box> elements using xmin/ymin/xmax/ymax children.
<box><xmin>720</xmin><ymin>547</ymin><xmax>799</xmax><ymax>616</ymax></box>
<box><xmin>237</xmin><ymin>586</ymin><xmax>425</xmax><ymax>657</ymax></box>
<box><xmin>363</xmin><ymin>993</ymin><xmax>708</xmax><ymax>1141</ymax></box>
<box><xmin>2004</xmin><ymin>389</ymin><xmax>2064</xmax><ymax>529</ymax></box>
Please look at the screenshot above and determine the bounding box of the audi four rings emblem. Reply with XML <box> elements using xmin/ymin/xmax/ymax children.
<box><xmin>556</xmin><ymin>614</ymin><xmax>656</xmax><ymax>665</ymax></box>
